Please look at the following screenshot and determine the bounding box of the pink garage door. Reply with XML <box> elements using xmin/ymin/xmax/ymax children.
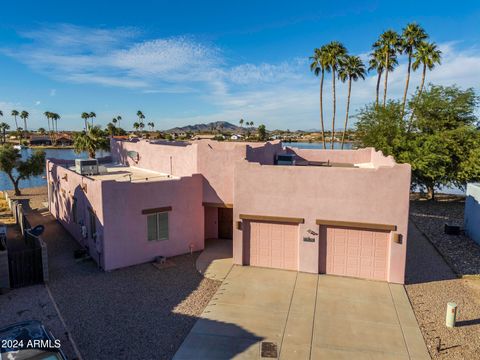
<box><xmin>319</xmin><ymin>226</ymin><xmax>390</xmax><ymax>281</ymax></box>
<box><xmin>245</xmin><ymin>221</ymin><xmax>298</xmax><ymax>271</ymax></box>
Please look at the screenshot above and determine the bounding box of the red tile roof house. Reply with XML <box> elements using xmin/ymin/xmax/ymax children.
<box><xmin>46</xmin><ymin>139</ymin><xmax>411</xmax><ymax>283</ymax></box>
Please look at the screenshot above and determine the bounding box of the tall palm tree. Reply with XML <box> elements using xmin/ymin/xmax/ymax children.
<box><xmin>133</xmin><ymin>122</ymin><xmax>140</xmax><ymax>133</ymax></box>
<box><xmin>51</xmin><ymin>113</ymin><xmax>60</xmax><ymax>144</ymax></box>
<box><xmin>20</xmin><ymin>111</ymin><xmax>29</xmax><ymax>133</ymax></box>
<box><xmin>136</xmin><ymin>111</ymin><xmax>145</xmax><ymax>126</ymax></box>
<box><xmin>400</xmin><ymin>23</ymin><xmax>428</xmax><ymax>114</ymax></box>
<box><xmin>116</xmin><ymin>115</ymin><xmax>122</xmax><ymax>128</ymax></box>
<box><xmin>112</xmin><ymin>117</ymin><xmax>118</xmax><ymax>126</ymax></box>
<box><xmin>338</xmin><ymin>55</ymin><xmax>366</xmax><ymax>149</ymax></box>
<box><xmin>324</xmin><ymin>41</ymin><xmax>347</xmax><ymax>148</ymax></box>
<box><xmin>11</xmin><ymin>110</ymin><xmax>19</xmax><ymax>131</ymax></box>
<box><xmin>368</xmin><ymin>49</ymin><xmax>398</xmax><ymax>107</ymax></box>
<box><xmin>374</xmin><ymin>30</ymin><xmax>401</xmax><ymax>106</ymax></box>
<box><xmin>89</xmin><ymin>112</ymin><xmax>96</xmax><ymax>127</ymax></box>
<box><xmin>239</xmin><ymin>118</ymin><xmax>244</xmax><ymax>129</ymax></box>
<box><xmin>81</xmin><ymin>112</ymin><xmax>90</xmax><ymax>131</ymax></box>
<box><xmin>412</xmin><ymin>41</ymin><xmax>442</xmax><ymax>96</ymax></box>
<box><xmin>310</xmin><ymin>45</ymin><xmax>329</xmax><ymax>149</ymax></box>
<box><xmin>0</xmin><ymin>122</ymin><xmax>10</xmax><ymax>144</ymax></box>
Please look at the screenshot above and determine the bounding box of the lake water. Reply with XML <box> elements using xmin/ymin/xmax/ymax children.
<box><xmin>0</xmin><ymin>148</ymin><xmax>110</xmax><ymax>191</ymax></box>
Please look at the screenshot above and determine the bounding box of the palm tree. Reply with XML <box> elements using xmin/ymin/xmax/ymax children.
<box><xmin>133</xmin><ymin>122</ymin><xmax>140</xmax><ymax>133</ymax></box>
<box><xmin>324</xmin><ymin>41</ymin><xmax>347</xmax><ymax>148</ymax></box>
<box><xmin>11</xmin><ymin>110</ymin><xmax>19</xmax><ymax>131</ymax></box>
<box><xmin>368</xmin><ymin>49</ymin><xmax>398</xmax><ymax>107</ymax></box>
<box><xmin>136</xmin><ymin>111</ymin><xmax>145</xmax><ymax>126</ymax></box>
<box><xmin>81</xmin><ymin>112</ymin><xmax>90</xmax><ymax>131</ymax></box>
<box><xmin>374</xmin><ymin>30</ymin><xmax>401</xmax><ymax>106</ymax></box>
<box><xmin>20</xmin><ymin>111</ymin><xmax>29</xmax><ymax>134</ymax></box>
<box><xmin>0</xmin><ymin>122</ymin><xmax>10</xmax><ymax>143</ymax></box>
<box><xmin>239</xmin><ymin>118</ymin><xmax>244</xmax><ymax>129</ymax></box>
<box><xmin>310</xmin><ymin>45</ymin><xmax>329</xmax><ymax>149</ymax></box>
<box><xmin>73</xmin><ymin>125</ymin><xmax>109</xmax><ymax>158</ymax></box>
<box><xmin>51</xmin><ymin>113</ymin><xmax>60</xmax><ymax>144</ymax></box>
<box><xmin>412</xmin><ymin>41</ymin><xmax>442</xmax><ymax>96</ymax></box>
<box><xmin>400</xmin><ymin>23</ymin><xmax>428</xmax><ymax>114</ymax></box>
<box><xmin>116</xmin><ymin>115</ymin><xmax>122</xmax><ymax>128</ymax></box>
<box><xmin>338</xmin><ymin>55</ymin><xmax>366</xmax><ymax>149</ymax></box>
<box><xmin>148</xmin><ymin>122</ymin><xmax>155</xmax><ymax>131</ymax></box>
<box><xmin>139</xmin><ymin>122</ymin><xmax>145</xmax><ymax>132</ymax></box>
<box><xmin>112</xmin><ymin>117</ymin><xmax>118</xmax><ymax>126</ymax></box>
<box><xmin>89</xmin><ymin>112</ymin><xmax>96</xmax><ymax>127</ymax></box>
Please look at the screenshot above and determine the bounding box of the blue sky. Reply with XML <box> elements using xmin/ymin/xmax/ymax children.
<box><xmin>0</xmin><ymin>0</ymin><xmax>479</xmax><ymax>131</ymax></box>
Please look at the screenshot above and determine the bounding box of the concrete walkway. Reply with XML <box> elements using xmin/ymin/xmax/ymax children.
<box><xmin>196</xmin><ymin>238</ymin><xmax>233</xmax><ymax>281</ymax></box>
<box><xmin>175</xmin><ymin>266</ymin><xmax>430</xmax><ymax>360</ymax></box>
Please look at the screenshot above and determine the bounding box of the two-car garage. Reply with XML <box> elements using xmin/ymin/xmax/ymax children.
<box><xmin>240</xmin><ymin>215</ymin><xmax>394</xmax><ymax>282</ymax></box>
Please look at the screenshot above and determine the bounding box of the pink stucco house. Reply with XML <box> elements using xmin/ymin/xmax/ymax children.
<box><xmin>46</xmin><ymin>139</ymin><xmax>411</xmax><ymax>283</ymax></box>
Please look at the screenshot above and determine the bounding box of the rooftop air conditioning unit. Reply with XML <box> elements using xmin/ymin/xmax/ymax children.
<box><xmin>75</xmin><ymin>159</ymin><xmax>99</xmax><ymax>175</ymax></box>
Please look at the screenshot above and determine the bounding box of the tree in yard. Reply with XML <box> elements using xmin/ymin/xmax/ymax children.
<box><xmin>257</xmin><ymin>124</ymin><xmax>267</xmax><ymax>141</ymax></box>
<box><xmin>355</xmin><ymin>85</ymin><xmax>480</xmax><ymax>200</ymax></box>
<box><xmin>73</xmin><ymin>126</ymin><xmax>110</xmax><ymax>159</ymax></box>
<box><xmin>309</xmin><ymin>45</ymin><xmax>329</xmax><ymax>149</ymax></box>
<box><xmin>400</xmin><ymin>23</ymin><xmax>428</xmax><ymax>114</ymax></box>
<box><xmin>324</xmin><ymin>41</ymin><xmax>347</xmax><ymax>148</ymax></box>
<box><xmin>20</xmin><ymin>111</ymin><xmax>29</xmax><ymax>133</ymax></box>
<box><xmin>11</xmin><ymin>110</ymin><xmax>19</xmax><ymax>131</ymax></box>
<box><xmin>373</xmin><ymin>30</ymin><xmax>401</xmax><ymax>107</ymax></box>
<box><xmin>81</xmin><ymin>112</ymin><xmax>90</xmax><ymax>130</ymax></box>
<box><xmin>0</xmin><ymin>123</ymin><xmax>10</xmax><ymax>143</ymax></box>
<box><xmin>0</xmin><ymin>145</ymin><xmax>46</xmax><ymax>195</ymax></box>
<box><xmin>38</xmin><ymin>127</ymin><xmax>46</xmax><ymax>135</ymax></box>
<box><xmin>338</xmin><ymin>55</ymin><xmax>366</xmax><ymax>149</ymax></box>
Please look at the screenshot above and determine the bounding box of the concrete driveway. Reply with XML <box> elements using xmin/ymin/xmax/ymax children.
<box><xmin>174</xmin><ymin>266</ymin><xmax>429</xmax><ymax>359</ymax></box>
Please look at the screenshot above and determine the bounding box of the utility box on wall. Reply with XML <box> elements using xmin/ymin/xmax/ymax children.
<box><xmin>465</xmin><ymin>183</ymin><xmax>480</xmax><ymax>245</ymax></box>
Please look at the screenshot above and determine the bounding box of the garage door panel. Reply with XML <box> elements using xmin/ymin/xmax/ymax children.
<box><xmin>321</xmin><ymin>226</ymin><xmax>389</xmax><ymax>281</ymax></box>
<box><xmin>246</xmin><ymin>221</ymin><xmax>298</xmax><ymax>271</ymax></box>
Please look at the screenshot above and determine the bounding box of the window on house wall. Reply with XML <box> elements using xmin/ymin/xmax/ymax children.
<box><xmin>147</xmin><ymin>212</ymin><xmax>169</xmax><ymax>241</ymax></box>
<box><xmin>89</xmin><ymin>210</ymin><xmax>96</xmax><ymax>239</ymax></box>
<box><xmin>72</xmin><ymin>197</ymin><xmax>77</xmax><ymax>223</ymax></box>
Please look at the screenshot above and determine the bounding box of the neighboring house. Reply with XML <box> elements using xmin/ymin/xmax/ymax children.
<box><xmin>230</xmin><ymin>134</ymin><xmax>243</xmax><ymax>140</ymax></box>
<box><xmin>47</xmin><ymin>139</ymin><xmax>411</xmax><ymax>283</ymax></box>
<box><xmin>465</xmin><ymin>183</ymin><xmax>480</xmax><ymax>245</ymax></box>
<box><xmin>30</xmin><ymin>136</ymin><xmax>52</xmax><ymax>146</ymax></box>
<box><xmin>191</xmin><ymin>134</ymin><xmax>216</xmax><ymax>140</ymax></box>
<box><xmin>55</xmin><ymin>134</ymin><xmax>73</xmax><ymax>146</ymax></box>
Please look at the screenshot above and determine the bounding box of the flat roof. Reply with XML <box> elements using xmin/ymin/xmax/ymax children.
<box><xmin>68</xmin><ymin>163</ymin><xmax>176</xmax><ymax>183</ymax></box>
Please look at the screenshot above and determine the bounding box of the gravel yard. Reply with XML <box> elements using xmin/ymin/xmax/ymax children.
<box><xmin>26</xmin><ymin>208</ymin><xmax>221</xmax><ymax>360</ymax></box>
<box><xmin>410</xmin><ymin>194</ymin><xmax>480</xmax><ymax>276</ymax></box>
<box><xmin>406</xmin><ymin>195</ymin><xmax>480</xmax><ymax>360</ymax></box>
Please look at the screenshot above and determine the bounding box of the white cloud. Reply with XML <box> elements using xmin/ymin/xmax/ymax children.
<box><xmin>35</xmin><ymin>100</ymin><xmax>41</xmax><ymax>106</ymax></box>
<box><xmin>2</xmin><ymin>24</ymin><xmax>479</xmax><ymax>130</ymax></box>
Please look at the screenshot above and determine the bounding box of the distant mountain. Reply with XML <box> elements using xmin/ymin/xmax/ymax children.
<box><xmin>167</xmin><ymin>121</ymin><xmax>242</xmax><ymax>133</ymax></box>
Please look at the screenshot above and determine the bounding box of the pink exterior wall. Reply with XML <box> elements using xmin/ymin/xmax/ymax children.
<box><xmin>111</xmin><ymin>139</ymin><xmax>198</xmax><ymax>177</ymax></box>
<box><xmin>110</xmin><ymin>139</ymin><xmax>283</xmax><ymax>205</ymax></box>
<box><xmin>46</xmin><ymin>160</ymin><xmax>106</xmax><ymax>266</ymax></box>
<box><xmin>233</xmin><ymin>161</ymin><xmax>411</xmax><ymax>284</ymax></box>
<box><xmin>101</xmin><ymin>175</ymin><xmax>204</xmax><ymax>270</ymax></box>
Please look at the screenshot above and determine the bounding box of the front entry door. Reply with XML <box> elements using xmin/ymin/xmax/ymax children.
<box><xmin>218</xmin><ymin>208</ymin><xmax>233</xmax><ymax>239</ymax></box>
